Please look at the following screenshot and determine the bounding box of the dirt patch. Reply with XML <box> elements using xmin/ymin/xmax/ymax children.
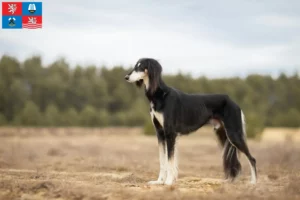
<box><xmin>261</xmin><ymin>128</ymin><xmax>300</xmax><ymax>143</ymax></box>
<box><xmin>0</xmin><ymin>127</ymin><xmax>299</xmax><ymax>199</ymax></box>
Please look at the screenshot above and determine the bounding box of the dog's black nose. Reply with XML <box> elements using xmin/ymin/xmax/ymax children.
<box><xmin>124</xmin><ymin>75</ymin><xmax>129</xmax><ymax>80</ymax></box>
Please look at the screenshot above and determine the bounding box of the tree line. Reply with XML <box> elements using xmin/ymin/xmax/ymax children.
<box><xmin>0</xmin><ymin>55</ymin><xmax>299</xmax><ymax>137</ymax></box>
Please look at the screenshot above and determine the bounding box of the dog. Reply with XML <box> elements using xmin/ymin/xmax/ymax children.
<box><xmin>124</xmin><ymin>58</ymin><xmax>257</xmax><ymax>185</ymax></box>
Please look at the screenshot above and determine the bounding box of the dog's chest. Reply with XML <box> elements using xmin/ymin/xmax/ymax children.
<box><xmin>150</xmin><ymin>102</ymin><xmax>164</xmax><ymax>127</ymax></box>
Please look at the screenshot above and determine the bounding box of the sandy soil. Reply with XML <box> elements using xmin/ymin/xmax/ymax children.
<box><xmin>0</xmin><ymin>127</ymin><xmax>299</xmax><ymax>200</ymax></box>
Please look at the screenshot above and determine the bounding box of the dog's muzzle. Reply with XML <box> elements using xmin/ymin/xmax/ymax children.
<box><xmin>124</xmin><ymin>75</ymin><xmax>129</xmax><ymax>81</ymax></box>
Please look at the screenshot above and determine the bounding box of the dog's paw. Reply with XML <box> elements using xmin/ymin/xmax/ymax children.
<box><xmin>223</xmin><ymin>178</ymin><xmax>233</xmax><ymax>183</ymax></box>
<box><xmin>164</xmin><ymin>178</ymin><xmax>175</xmax><ymax>186</ymax></box>
<box><xmin>147</xmin><ymin>180</ymin><xmax>164</xmax><ymax>185</ymax></box>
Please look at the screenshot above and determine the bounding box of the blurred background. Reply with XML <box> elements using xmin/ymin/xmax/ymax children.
<box><xmin>1</xmin><ymin>0</ymin><xmax>300</xmax><ymax>138</ymax></box>
<box><xmin>0</xmin><ymin>53</ymin><xmax>299</xmax><ymax>138</ymax></box>
<box><xmin>0</xmin><ymin>1</ymin><xmax>300</xmax><ymax>199</ymax></box>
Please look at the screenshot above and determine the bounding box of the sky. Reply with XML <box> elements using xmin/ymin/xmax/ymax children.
<box><xmin>0</xmin><ymin>0</ymin><xmax>300</xmax><ymax>78</ymax></box>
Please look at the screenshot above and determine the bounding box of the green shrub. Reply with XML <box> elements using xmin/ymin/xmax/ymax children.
<box><xmin>17</xmin><ymin>101</ymin><xmax>42</xmax><ymax>126</ymax></box>
<box><xmin>0</xmin><ymin>113</ymin><xmax>7</xmax><ymax>126</ymax></box>
<box><xmin>79</xmin><ymin>105</ymin><xmax>100</xmax><ymax>127</ymax></box>
<box><xmin>244</xmin><ymin>112</ymin><xmax>265</xmax><ymax>139</ymax></box>
<box><xmin>143</xmin><ymin>120</ymin><xmax>155</xmax><ymax>136</ymax></box>
<box><xmin>112</xmin><ymin>112</ymin><xmax>127</xmax><ymax>126</ymax></box>
<box><xmin>98</xmin><ymin>109</ymin><xmax>110</xmax><ymax>126</ymax></box>
<box><xmin>43</xmin><ymin>104</ymin><xmax>61</xmax><ymax>126</ymax></box>
<box><xmin>272</xmin><ymin>108</ymin><xmax>300</xmax><ymax>128</ymax></box>
<box><xmin>62</xmin><ymin>107</ymin><xmax>80</xmax><ymax>126</ymax></box>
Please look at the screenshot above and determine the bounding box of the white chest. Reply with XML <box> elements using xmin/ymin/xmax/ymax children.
<box><xmin>150</xmin><ymin>102</ymin><xmax>164</xmax><ymax>127</ymax></box>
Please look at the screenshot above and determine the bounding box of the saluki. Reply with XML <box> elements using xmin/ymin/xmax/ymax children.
<box><xmin>124</xmin><ymin>58</ymin><xmax>257</xmax><ymax>185</ymax></box>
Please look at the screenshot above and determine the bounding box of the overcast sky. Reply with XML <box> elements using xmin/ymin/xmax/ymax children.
<box><xmin>0</xmin><ymin>0</ymin><xmax>299</xmax><ymax>78</ymax></box>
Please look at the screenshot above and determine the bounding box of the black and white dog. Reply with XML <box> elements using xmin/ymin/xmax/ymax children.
<box><xmin>125</xmin><ymin>58</ymin><xmax>257</xmax><ymax>185</ymax></box>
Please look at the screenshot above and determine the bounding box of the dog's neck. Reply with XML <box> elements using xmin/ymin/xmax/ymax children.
<box><xmin>144</xmin><ymin>76</ymin><xmax>169</xmax><ymax>102</ymax></box>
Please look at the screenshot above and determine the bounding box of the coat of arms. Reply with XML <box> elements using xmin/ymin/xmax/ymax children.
<box><xmin>8</xmin><ymin>17</ymin><xmax>16</xmax><ymax>27</ymax></box>
<box><xmin>28</xmin><ymin>3</ymin><xmax>36</xmax><ymax>13</ymax></box>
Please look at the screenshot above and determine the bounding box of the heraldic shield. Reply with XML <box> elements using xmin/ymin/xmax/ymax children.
<box><xmin>2</xmin><ymin>2</ymin><xmax>42</xmax><ymax>29</ymax></box>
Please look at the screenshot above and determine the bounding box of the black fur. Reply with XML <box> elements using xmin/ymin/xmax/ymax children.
<box><xmin>125</xmin><ymin>58</ymin><xmax>257</xmax><ymax>183</ymax></box>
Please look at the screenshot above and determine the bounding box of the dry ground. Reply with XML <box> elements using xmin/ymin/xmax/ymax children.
<box><xmin>0</xmin><ymin>127</ymin><xmax>299</xmax><ymax>200</ymax></box>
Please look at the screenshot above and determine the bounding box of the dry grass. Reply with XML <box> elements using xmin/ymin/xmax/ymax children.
<box><xmin>0</xmin><ymin>127</ymin><xmax>299</xmax><ymax>200</ymax></box>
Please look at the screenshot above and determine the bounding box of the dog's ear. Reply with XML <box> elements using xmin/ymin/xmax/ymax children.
<box><xmin>147</xmin><ymin>60</ymin><xmax>162</xmax><ymax>94</ymax></box>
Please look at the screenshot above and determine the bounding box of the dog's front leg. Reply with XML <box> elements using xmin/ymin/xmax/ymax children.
<box><xmin>148</xmin><ymin>124</ymin><xmax>167</xmax><ymax>185</ymax></box>
<box><xmin>164</xmin><ymin>132</ymin><xmax>178</xmax><ymax>185</ymax></box>
<box><xmin>148</xmin><ymin>141</ymin><xmax>167</xmax><ymax>185</ymax></box>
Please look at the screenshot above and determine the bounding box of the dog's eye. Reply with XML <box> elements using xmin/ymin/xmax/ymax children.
<box><xmin>135</xmin><ymin>65</ymin><xmax>144</xmax><ymax>71</ymax></box>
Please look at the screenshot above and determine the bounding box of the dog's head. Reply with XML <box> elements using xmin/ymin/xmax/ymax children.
<box><xmin>125</xmin><ymin>58</ymin><xmax>162</xmax><ymax>94</ymax></box>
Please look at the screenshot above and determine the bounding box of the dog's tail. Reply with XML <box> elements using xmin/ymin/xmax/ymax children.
<box><xmin>214</xmin><ymin>126</ymin><xmax>241</xmax><ymax>180</ymax></box>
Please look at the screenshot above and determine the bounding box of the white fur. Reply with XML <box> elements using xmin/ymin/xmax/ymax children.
<box><xmin>174</xmin><ymin>143</ymin><xmax>179</xmax><ymax>180</ymax></box>
<box><xmin>150</xmin><ymin>102</ymin><xmax>164</xmax><ymax>128</ymax></box>
<box><xmin>148</xmin><ymin>104</ymin><xmax>177</xmax><ymax>186</ymax></box>
<box><xmin>241</xmin><ymin>110</ymin><xmax>256</xmax><ymax>183</ymax></box>
<box><xmin>222</xmin><ymin>111</ymin><xmax>257</xmax><ymax>184</ymax></box>
<box><xmin>150</xmin><ymin>111</ymin><xmax>154</xmax><ymax>124</ymax></box>
<box><xmin>248</xmin><ymin>159</ymin><xmax>257</xmax><ymax>184</ymax></box>
<box><xmin>210</xmin><ymin>119</ymin><xmax>221</xmax><ymax>130</ymax></box>
<box><xmin>148</xmin><ymin>104</ymin><xmax>167</xmax><ymax>185</ymax></box>
<box><xmin>241</xmin><ymin>110</ymin><xmax>247</xmax><ymax>137</ymax></box>
<box><xmin>148</xmin><ymin>142</ymin><xmax>167</xmax><ymax>185</ymax></box>
<box><xmin>158</xmin><ymin>143</ymin><xmax>168</xmax><ymax>182</ymax></box>
<box><xmin>127</xmin><ymin>71</ymin><xmax>145</xmax><ymax>82</ymax></box>
<box><xmin>164</xmin><ymin>143</ymin><xmax>178</xmax><ymax>185</ymax></box>
<box><xmin>153</xmin><ymin>111</ymin><xmax>164</xmax><ymax>128</ymax></box>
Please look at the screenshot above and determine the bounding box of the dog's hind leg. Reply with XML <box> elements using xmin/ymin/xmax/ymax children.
<box><xmin>214</xmin><ymin>124</ymin><xmax>241</xmax><ymax>181</ymax></box>
<box><xmin>213</xmin><ymin>120</ymin><xmax>227</xmax><ymax>147</ymax></box>
<box><xmin>225</xmin><ymin>128</ymin><xmax>257</xmax><ymax>184</ymax></box>
<box><xmin>148</xmin><ymin>117</ymin><xmax>167</xmax><ymax>185</ymax></box>
<box><xmin>240</xmin><ymin>110</ymin><xmax>257</xmax><ymax>184</ymax></box>
<box><xmin>222</xmin><ymin>109</ymin><xmax>257</xmax><ymax>184</ymax></box>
